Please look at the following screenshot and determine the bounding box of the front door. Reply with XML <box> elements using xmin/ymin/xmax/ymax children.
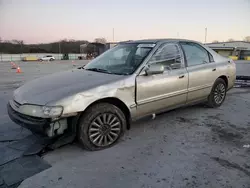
<box><xmin>136</xmin><ymin>43</ymin><xmax>188</xmax><ymax>118</ymax></box>
<box><xmin>180</xmin><ymin>42</ymin><xmax>217</xmax><ymax>103</ymax></box>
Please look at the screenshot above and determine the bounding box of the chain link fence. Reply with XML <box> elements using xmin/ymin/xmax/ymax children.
<box><xmin>0</xmin><ymin>53</ymin><xmax>86</xmax><ymax>61</ymax></box>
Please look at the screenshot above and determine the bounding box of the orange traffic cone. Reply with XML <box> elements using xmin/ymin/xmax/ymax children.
<box><xmin>16</xmin><ymin>66</ymin><xmax>22</xmax><ymax>73</ymax></box>
<box><xmin>11</xmin><ymin>62</ymin><xmax>17</xmax><ymax>69</ymax></box>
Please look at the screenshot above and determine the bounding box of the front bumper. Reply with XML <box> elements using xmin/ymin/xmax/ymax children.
<box><xmin>7</xmin><ymin>102</ymin><xmax>50</xmax><ymax>136</ymax></box>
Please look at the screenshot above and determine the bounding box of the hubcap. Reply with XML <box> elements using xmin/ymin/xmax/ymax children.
<box><xmin>88</xmin><ymin>113</ymin><xmax>121</xmax><ymax>147</ymax></box>
<box><xmin>214</xmin><ymin>83</ymin><xmax>226</xmax><ymax>104</ymax></box>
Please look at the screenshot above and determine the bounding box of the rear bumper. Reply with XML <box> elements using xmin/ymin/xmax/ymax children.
<box><xmin>7</xmin><ymin>102</ymin><xmax>50</xmax><ymax>135</ymax></box>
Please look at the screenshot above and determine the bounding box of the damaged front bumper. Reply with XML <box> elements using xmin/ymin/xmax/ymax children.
<box><xmin>7</xmin><ymin>102</ymin><xmax>68</xmax><ymax>137</ymax></box>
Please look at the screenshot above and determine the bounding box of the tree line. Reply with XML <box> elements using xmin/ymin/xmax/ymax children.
<box><xmin>0</xmin><ymin>38</ymin><xmax>107</xmax><ymax>54</ymax></box>
<box><xmin>1</xmin><ymin>36</ymin><xmax>249</xmax><ymax>53</ymax></box>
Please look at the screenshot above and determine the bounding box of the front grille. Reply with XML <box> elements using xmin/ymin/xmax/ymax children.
<box><xmin>9</xmin><ymin>101</ymin><xmax>47</xmax><ymax>122</ymax></box>
<box><xmin>8</xmin><ymin>103</ymin><xmax>49</xmax><ymax>135</ymax></box>
<box><xmin>9</xmin><ymin>103</ymin><xmax>48</xmax><ymax>122</ymax></box>
<box><xmin>16</xmin><ymin>111</ymin><xmax>46</xmax><ymax>122</ymax></box>
<box><xmin>13</xmin><ymin>100</ymin><xmax>21</xmax><ymax>109</ymax></box>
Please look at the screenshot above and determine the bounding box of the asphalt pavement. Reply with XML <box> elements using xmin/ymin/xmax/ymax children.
<box><xmin>0</xmin><ymin>60</ymin><xmax>249</xmax><ymax>188</ymax></box>
<box><xmin>0</xmin><ymin>60</ymin><xmax>88</xmax><ymax>188</ymax></box>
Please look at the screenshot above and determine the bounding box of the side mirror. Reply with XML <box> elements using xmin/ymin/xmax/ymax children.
<box><xmin>145</xmin><ymin>64</ymin><xmax>164</xmax><ymax>75</ymax></box>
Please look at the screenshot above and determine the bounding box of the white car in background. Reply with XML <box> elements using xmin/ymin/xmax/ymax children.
<box><xmin>39</xmin><ymin>55</ymin><xmax>55</xmax><ymax>61</ymax></box>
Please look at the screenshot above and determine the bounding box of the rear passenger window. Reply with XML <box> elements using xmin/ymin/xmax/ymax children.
<box><xmin>148</xmin><ymin>43</ymin><xmax>183</xmax><ymax>70</ymax></box>
<box><xmin>180</xmin><ymin>43</ymin><xmax>209</xmax><ymax>66</ymax></box>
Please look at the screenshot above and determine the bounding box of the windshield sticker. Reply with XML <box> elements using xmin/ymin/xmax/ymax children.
<box><xmin>137</xmin><ymin>44</ymin><xmax>156</xmax><ymax>48</ymax></box>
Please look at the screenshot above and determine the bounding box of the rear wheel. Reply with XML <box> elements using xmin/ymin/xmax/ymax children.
<box><xmin>206</xmin><ymin>78</ymin><xmax>227</xmax><ymax>108</ymax></box>
<box><xmin>77</xmin><ymin>103</ymin><xmax>126</xmax><ymax>151</ymax></box>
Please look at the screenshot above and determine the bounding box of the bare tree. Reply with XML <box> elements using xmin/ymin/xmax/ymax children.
<box><xmin>11</xmin><ymin>40</ymin><xmax>24</xmax><ymax>54</ymax></box>
<box><xmin>0</xmin><ymin>39</ymin><xmax>89</xmax><ymax>54</ymax></box>
<box><xmin>227</xmin><ymin>38</ymin><xmax>235</xmax><ymax>42</ymax></box>
<box><xmin>244</xmin><ymin>36</ymin><xmax>250</xmax><ymax>42</ymax></box>
<box><xmin>94</xmin><ymin>38</ymin><xmax>107</xmax><ymax>44</ymax></box>
<box><xmin>11</xmin><ymin>39</ymin><xmax>23</xmax><ymax>45</ymax></box>
<box><xmin>0</xmin><ymin>37</ymin><xmax>2</xmax><ymax>61</ymax></box>
<box><xmin>212</xmin><ymin>40</ymin><xmax>219</xmax><ymax>43</ymax></box>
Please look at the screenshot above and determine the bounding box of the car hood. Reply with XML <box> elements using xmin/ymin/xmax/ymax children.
<box><xmin>13</xmin><ymin>69</ymin><xmax>125</xmax><ymax>105</ymax></box>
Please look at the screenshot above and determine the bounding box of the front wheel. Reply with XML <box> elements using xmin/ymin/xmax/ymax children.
<box><xmin>77</xmin><ymin>103</ymin><xmax>126</xmax><ymax>151</ymax></box>
<box><xmin>206</xmin><ymin>78</ymin><xmax>227</xmax><ymax>108</ymax></box>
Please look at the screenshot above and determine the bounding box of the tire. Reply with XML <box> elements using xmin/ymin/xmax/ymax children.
<box><xmin>77</xmin><ymin>103</ymin><xmax>126</xmax><ymax>151</ymax></box>
<box><xmin>206</xmin><ymin>78</ymin><xmax>227</xmax><ymax>108</ymax></box>
<box><xmin>50</xmin><ymin>58</ymin><xmax>54</xmax><ymax>61</ymax></box>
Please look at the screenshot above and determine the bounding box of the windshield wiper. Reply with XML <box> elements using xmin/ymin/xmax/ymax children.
<box><xmin>85</xmin><ymin>68</ymin><xmax>129</xmax><ymax>75</ymax></box>
<box><xmin>85</xmin><ymin>68</ymin><xmax>111</xmax><ymax>74</ymax></box>
<box><xmin>78</xmin><ymin>66</ymin><xmax>85</xmax><ymax>69</ymax></box>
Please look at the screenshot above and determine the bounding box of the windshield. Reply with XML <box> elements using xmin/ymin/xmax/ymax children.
<box><xmin>84</xmin><ymin>43</ymin><xmax>154</xmax><ymax>75</ymax></box>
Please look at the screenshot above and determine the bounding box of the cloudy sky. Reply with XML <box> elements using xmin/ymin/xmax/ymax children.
<box><xmin>0</xmin><ymin>0</ymin><xmax>250</xmax><ymax>44</ymax></box>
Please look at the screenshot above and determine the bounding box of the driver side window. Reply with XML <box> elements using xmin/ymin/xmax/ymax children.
<box><xmin>113</xmin><ymin>48</ymin><xmax>130</xmax><ymax>59</ymax></box>
<box><xmin>148</xmin><ymin>43</ymin><xmax>183</xmax><ymax>70</ymax></box>
<box><xmin>109</xmin><ymin>48</ymin><xmax>130</xmax><ymax>65</ymax></box>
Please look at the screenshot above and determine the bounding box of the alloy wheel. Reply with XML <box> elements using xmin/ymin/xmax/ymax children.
<box><xmin>214</xmin><ymin>83</ymin><xmax>226</xmax><ymax>104</ymax></box>
<box><xmin>88</xmin><ymin>113</ymin><xmax>121</xmax><ymax>147</ymax></box>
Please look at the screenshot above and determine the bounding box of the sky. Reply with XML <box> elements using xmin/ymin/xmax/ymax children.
<box><xmin>0</xmin><ymin>0</ymin><xmax>250</xmax><ymax>44</ymax></box>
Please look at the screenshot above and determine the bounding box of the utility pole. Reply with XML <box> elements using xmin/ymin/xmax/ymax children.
<box><xmin>59</xmin><ymin>41</ymin><xmax>61</xmax><ymax>60</ymax></box>
<box><xmin>20</xmin><ymin>41</ymin><xmax>23</xmax><ymax>60</ymax></box>
<box><xmin>0</xmin><ymin>37</ymin><xmax>2</xmax><ymax>62</ymax></box>
<box><xmin>112</xmin><ymin>28</ymin><xmax>115</xmax><ymax>42</ymax></box>
<box><xmin>205</xmin><ymin>28</ymin><xmax>207</xmax><ymax>43</ymax></box>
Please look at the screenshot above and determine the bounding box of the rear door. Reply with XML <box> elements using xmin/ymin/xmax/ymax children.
<box><xmin>180</xmin><ymin>42</ymin><xmax>217</xmax><ymax>103</ymax></box>
<box><xmin>135</xmin><ymin>42</ymin><xmax>188</xmax><ymax>117</ymax></box>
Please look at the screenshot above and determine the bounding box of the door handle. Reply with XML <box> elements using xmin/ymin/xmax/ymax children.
<box><xmin>212</xmin><ymin>68</ymin><xmax>216</xmax><ymax>71</ymax></box>
<box><xmin>179</xmin><ymin>75</ymin><xmax>185</xmax><ymax>79</ymax></box>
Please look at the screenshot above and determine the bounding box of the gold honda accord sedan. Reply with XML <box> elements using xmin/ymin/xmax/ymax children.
<box><xmin>8</xmin><ymin>39</ymin><xmax>236</xmax><ymax>150</ymax></box>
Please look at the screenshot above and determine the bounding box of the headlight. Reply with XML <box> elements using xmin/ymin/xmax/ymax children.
<box><xmin>42</xmin><ymin>106</ymin><xmax>63</xmax><ymax>118</ymax></box>
<box><xmin>19</xmin><ymin>105</ymin><xmax>63</xmax><ymax>118</ymax></box>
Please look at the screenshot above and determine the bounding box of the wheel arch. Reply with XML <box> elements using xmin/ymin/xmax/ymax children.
<box><xmin>79</xmin><ymin>97</ymin><xmax>132</xmax><ymax>130</ymax></box>
<box><xmin>218</xmin><ymin>75</ymin><xmax>228</xmax><ymax>88</ymax></box>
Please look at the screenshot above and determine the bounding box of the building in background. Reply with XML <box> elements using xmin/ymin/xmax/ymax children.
<box><xmin>105</xmin><ymin>42</ymin><xmax>118</xmax><ymax>50</ymax></box>
<box><xmin>206</xmin><ymin>41</ymin><xmax>250</xmax><ymax>60</ymax></box>
<box><xmin>80</xmin><ymin>42</ymin><xmax>118</xmax><ymax>54</ymax></box>
<box><xmin>79</xmin><ymin>42</ymin><xmax>118</xmax><ymax>59</ymax></box>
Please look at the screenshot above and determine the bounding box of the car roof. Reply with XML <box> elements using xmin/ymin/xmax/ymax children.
<box><xmin>120</xmin><ymin>38</ymin><xmax>201</xmax><ymax>44</ymax></box>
